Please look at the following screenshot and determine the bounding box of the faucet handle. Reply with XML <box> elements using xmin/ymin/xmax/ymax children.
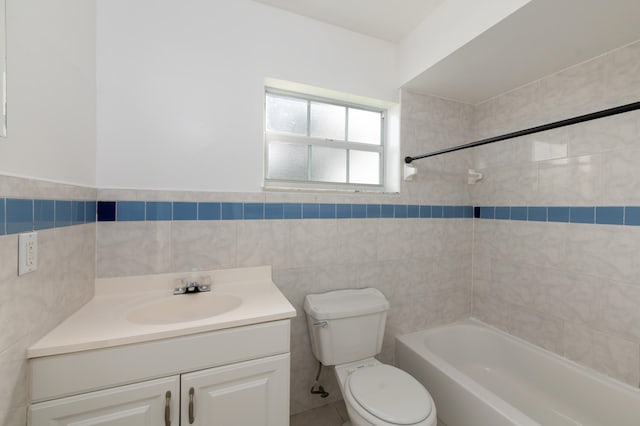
<box><xmin>173</xmin><ymin>275</ymin><xmax>212</xmax><ymax>295</ymax></box>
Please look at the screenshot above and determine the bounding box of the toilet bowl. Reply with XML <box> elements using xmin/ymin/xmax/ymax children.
<box><xmin>304</xmin><ymin>288</ymin><xmax>437</xmax><ymax>426</ymax></box>
<box><xmin>335</xmin><ymin>359</ymin><xmax>437</xmax><ymax>426</ymax></box>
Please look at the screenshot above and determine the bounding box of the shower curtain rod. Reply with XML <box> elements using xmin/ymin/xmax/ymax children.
<box><xmin>404</xmin><ymin>100</ymin><xmax>640</xmax><ymax>164</ymax></box>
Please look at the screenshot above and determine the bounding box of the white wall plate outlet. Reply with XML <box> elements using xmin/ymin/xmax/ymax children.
<box><xmin>19</xmin><ymin>231</ymin><xmax>38</xmax><ymax>275</ymax></box>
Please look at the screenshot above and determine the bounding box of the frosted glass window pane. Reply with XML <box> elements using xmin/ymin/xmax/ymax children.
<box><xmin>266</xmin><ymin>94</ymin><xmax>307</xmax><ymax>135</ymax></box>
<box><xmin>348</xmin><ymin>108</ymin><xmax>381</xmax><ymax>144</ymax></box>
<box><xmin>310</xmin><ymin>102</ymin><xmax>345</xmax><ymax>141</ymax></box>
<box><xmin>350</xmin><ymin>151</ymin><xmax>380</xmax><ymax>184</ymax></box>
<box><xmin>267</xmin><ymin>142</ymin><xmax>308</xmax><ymax>180</ymax></box>
<box><xmin>311</xmin><ymin>146</ymin><xmax>346</xmax><ymax>183</ymax></box>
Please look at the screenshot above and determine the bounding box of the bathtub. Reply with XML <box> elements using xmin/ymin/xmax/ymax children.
<box><xmin>396</xmin><ymin>319</ymin><xmax>640</xmax><ymax>426</ymax></box>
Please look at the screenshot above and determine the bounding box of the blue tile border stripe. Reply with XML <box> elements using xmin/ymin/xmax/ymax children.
<box><xmin>173</xmin><ymin>202</ymin><xmax>198</xmax><ymax>220</ymax></box>
<box><xmin>7</xmin><ymin>198</ymin><xmax>33</xmax><ymax>234</ymax></box>
<box><xmin>625</xmin><ymin>207</ymin><xmax>640</xmax><ymax>226</ymax></box>
<box><xmin>34</xmin><ymin>199</ymin><xmax>55</xmax><ymax>230</ymax></box>
<box><xmin>147</xmin><ymin>201</ymin><xmax>172</xmax><ymax>221</ymax></box>
<box><xmin>318</xmin><ymin>204</ymin><xmax>336</xmax><ymax>219</ymax></box>
<box><xmin>6</xmin><ymin>199</ymin><xmax>640</xmax><ymax>234</ymax></box>
<box><xmin>0</xmin><ymin>198</ymin><xmax>97</xmax><ymax>235</ymax></box>
<box><xmin>475</xmin><ymin>205</ymin><xmax>640</xmax><ymax>226</ymax></box>
<box><xmin>117</xmin><ymin>201</ymin><xmax>145</xmax><ymax>222</ymax></box>
<box><xmin>570</xmin><ymin>207</ymin><xmax>595</xmax><ymax>224</ymax></box>
<box><xmin>0</xmin><ymin>198</ymin><xmax>4</xmax><ymax>235</ymax></box>
<box><xmin>90</xmin><ymin>201</ymin><xmax>475</xmax><ymax>222</ymax></box>
<box><xmin>91</xmin><ymin>202</ymin><xmax>640</xmax><ymax>227</ymax></box>
<box><xmin>548</xmin><ymin>207</ymin><xmax>570</xmax><ymax>223</ymax></box>
<box><xmin>352</xmin><ymin>204</ymin><xmax>367</xmax><ymax>218</ymax></box>
<box><xmin>198</xmin><ymin>202</ymin><xmax>221</xmax><ymax>220</ymax></box>
<box><xmin>596</xmin><ymin>206</ymin><xmax>623</xmax><ymax>225</ymax></box>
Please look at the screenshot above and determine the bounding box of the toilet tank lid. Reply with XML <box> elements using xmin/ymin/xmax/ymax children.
<box><xmin>304</xmin><ymin>288</ymin><xmax>390</xmax><ymax>320</ymax></box>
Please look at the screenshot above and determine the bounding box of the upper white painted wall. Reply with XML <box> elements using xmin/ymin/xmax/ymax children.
<box><xmin>0</xmin><ymin>0</ymin><xmax>96</xmax><ymax>186</ymax></box>
<box><xmin>96</xmin><ymin>0</ymin><xmax>398</xmax><ymax>191</ymax></box>
<box><xmin>398</xmin><ymin>0</ymin><xmax>530</xmax><ymax>88</ymax></box>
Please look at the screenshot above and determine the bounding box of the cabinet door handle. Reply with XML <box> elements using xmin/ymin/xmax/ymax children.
<box><xmin>164</xmin><ymin>391</ymin><xmax>171</xmax><ymax>426</ymax></box>
<box><xmin>189</xmin><ymin>387</ymin><xmax>195</xmax><ymax>424</ymax></box>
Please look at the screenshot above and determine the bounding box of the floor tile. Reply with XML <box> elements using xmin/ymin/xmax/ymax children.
<box><xmin>290</xmin><ymin>401</ymin><xmax>348</xmax><ymax>426</ymax></box>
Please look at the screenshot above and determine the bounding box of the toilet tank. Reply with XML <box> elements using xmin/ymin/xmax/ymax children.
<box><xmin>304</xmin><ymin>288</ymin><xmax>390</xmax><ymax>366</ymax></box>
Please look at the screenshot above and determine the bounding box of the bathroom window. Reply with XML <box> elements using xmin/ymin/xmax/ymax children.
<box><xmin>264</xmin><ymin>89</ymin><xmax>385</xmax><ymax>191</ymax></box>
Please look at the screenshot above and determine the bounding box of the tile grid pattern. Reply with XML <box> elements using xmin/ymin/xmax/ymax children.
<box><xmin>7</xmin><ymin>198</ymin><xmax>640</xmax><ymax>229</ymax></box>
<box><xmin>470</xmin><ymin>40</ymin><xmax>640</xmax><ymax>388</ymax></box>
<box><xmin>0</xmin><ymin>180</ymin><xmax>97</xmax><ymax>426</ymax></box>
<box><xmin>0</xmin><ymin>198</ymin><xmax>97</xmax><ymax>235</ymax></box>
<box><xmin>475</xmin><ymin>205</ymin><xmax>640</xmax><ymax>225</ymax></box>
<box><xmin>97</xmin><ymin>201</ymin><xmax>474</xmax><ymax>221</ymax></box>
<box><xmin>10</xmin><ymin>197</ymin><xmax>637</xmax><ymax>233</ymax></box>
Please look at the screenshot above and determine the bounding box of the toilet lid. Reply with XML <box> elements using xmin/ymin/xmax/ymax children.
<box><xmin>348</xmin><ymin>364</ymin><xmax>432</xmax><ymax>425</ymax></box>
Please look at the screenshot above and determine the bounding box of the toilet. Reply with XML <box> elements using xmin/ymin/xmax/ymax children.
<box><xmin>304</xmin><ymin>288</ymin><xmax>437</xmax><ymax>426</ymax></box>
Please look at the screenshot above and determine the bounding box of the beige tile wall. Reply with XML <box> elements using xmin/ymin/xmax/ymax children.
<box><xmin>94</xmin><ymin>91</ymin><xmax>476</xmax><ymax>414</ymax></box>
<box><xmin>97</xmin><ymin>213</ymin><xmax>473</xmax><ymax>414</ymax></box>
<box><xmin>401</xmin><ymin>91</ymin><xmax>475</xmax><ymax>204</ymax></box>
<box><xmin>0</xmin><ymin>176</ymin><xmax>96</xmax><ymax>426</ymax></box>
<box><xmin>471</xmin><ymin>40</ymin><xmax>640</xmax><ymax>387</ymax></box>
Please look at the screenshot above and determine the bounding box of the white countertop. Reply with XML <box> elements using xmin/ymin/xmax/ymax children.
<box><xmin>28</xmin><ymin>266</ymin><xmax>296</xmax><ymax>358</ymax></box>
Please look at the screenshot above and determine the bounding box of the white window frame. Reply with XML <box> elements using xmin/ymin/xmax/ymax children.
<box><xmin>263</xmin><ymin>88</ymin><xmax>386</xmax><ymax>192</ymax></box>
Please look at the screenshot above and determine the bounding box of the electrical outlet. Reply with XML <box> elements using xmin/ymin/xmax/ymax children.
<box><xmin>18</xmin><ymin>232</ymin><xmax>38</xmax><ymax>275</ymax></box>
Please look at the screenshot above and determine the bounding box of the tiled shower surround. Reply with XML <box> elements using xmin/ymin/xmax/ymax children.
<box><xmin>0</xmin><ymin>176</ymin><xmax>96</xmax><ymax>426</ymax></box>
<box><xmin>471</xmin><ymin>40</ymin><xmax>640</xmax><ymax>387</ymax></box>
<box><xmin>3</xmin><ymin>40</ymin><xmax>640</xmax><ymax>424</ymax></box>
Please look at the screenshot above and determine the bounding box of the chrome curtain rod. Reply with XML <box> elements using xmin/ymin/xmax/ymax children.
<box><xmin>404</xmin><ymin>100</ymin><xmax>640</xmax><ymax>164</ymax></box>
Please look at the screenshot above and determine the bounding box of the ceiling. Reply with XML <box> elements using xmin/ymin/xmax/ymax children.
<box><xmin>251</xmin><ymin>0</ymin><xmax>443</xmax><ymax>42</ymax></box>
<box><xmin>252</xmin><ymin>0</ymin><xmax>640</xmax><ymax>104</ymax></box>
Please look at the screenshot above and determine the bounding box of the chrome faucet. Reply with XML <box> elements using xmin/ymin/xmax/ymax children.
<box><xmin>173</xmin><ymin>276</ymin><xmax>211</xmax><ymax>295</ymax></box>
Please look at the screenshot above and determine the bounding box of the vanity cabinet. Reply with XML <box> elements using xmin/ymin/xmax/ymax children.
<box><xmin>29</xmin><ymin>320</ymin><xmax>291</xmax><ymax>426</ymax></box>
<box><xmin>30</xmin><ymin>376</ymin><xmax>181</xmax><ymax>426</ymax></box>
<box><xmin>30</xmin><ymin>354</ymin><xmax>288</xmax><ymax>426</ymax></box>
<box><xmin>181</xmin><ymin>354</ymin><xmax>289</xmax><ymax>425</ymax></box>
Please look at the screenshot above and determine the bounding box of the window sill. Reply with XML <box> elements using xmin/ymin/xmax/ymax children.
<box><xmin>262</xmin><ymin>182</ymin><xmax>398</xmax><ymax>195</ymax></box>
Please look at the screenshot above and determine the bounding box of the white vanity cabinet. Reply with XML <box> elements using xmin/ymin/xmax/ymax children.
<box><xmin>29</xmin><ymin>320</ymin><xmax>292</xmax><ymax>426</ymax></box>
<box><xmin>181</xmin><ymin>354</ymin><xmax>289</xmax><ymax>426</ymax></box>
<box><xmin>30</xmin><ymin>354</ymin><xmax>289</xmax><ymax>426</ymax></box>
<box><xmin>30</xmin><ymin>376</ymin><xmax>181</xmax><ymax>426</ymax></box>
<box><xmin>28</xmin><ymin>267</ymin><xmax>296</xmax><ymax>426</ymax></box>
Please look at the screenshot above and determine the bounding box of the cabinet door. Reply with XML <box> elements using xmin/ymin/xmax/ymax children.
<box><xmin>30</xmin><ymin>376</ymin><xmax>180</xmax><ymax>426</ymax></box>
<box><xmin>181</xmin><ymin>353</ymin><xmax>290</xmax><ymax>426</ymax></box>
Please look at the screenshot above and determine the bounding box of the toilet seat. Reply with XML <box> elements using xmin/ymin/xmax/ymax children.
<box><xmin>345</xmin><ymin>364</ymin><xmax>433</xmax><ymax>425</ymax></box>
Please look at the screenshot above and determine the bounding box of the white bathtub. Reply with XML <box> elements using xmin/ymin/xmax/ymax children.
<box><xmin>396</xmin><ymin>319</ymin><xmax>640</xmax><ymax>426</ymax></box>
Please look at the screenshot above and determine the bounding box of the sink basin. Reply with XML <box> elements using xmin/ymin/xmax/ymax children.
<box><xmin>127</xmin><ymin>293</ymin><xmax>242</xmax><ymax>325</ymax></box>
